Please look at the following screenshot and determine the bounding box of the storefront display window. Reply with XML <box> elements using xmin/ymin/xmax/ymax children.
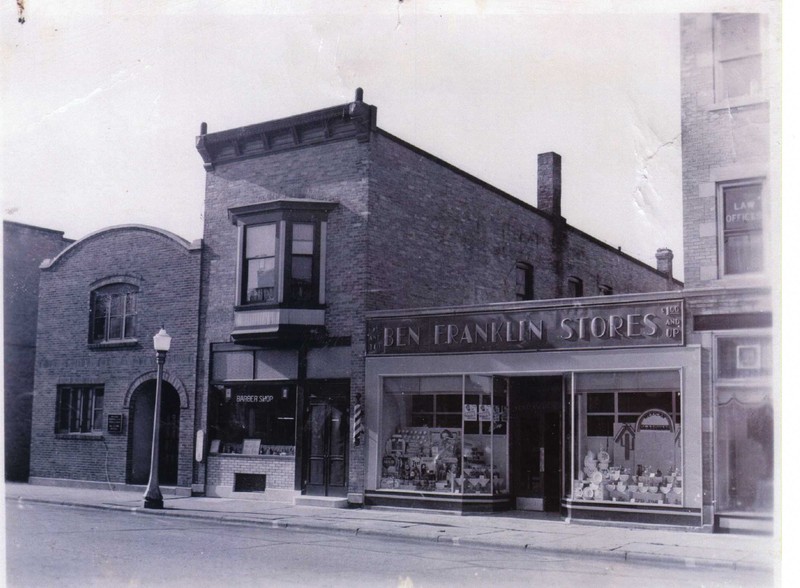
<box><xmin>380</xmin><ymin>375</ymin><xmax>508</xmax><ymax>495</ymax></box>
<box><xmin>208</xmin><ymin>384</ymin><xmax>297</xmax><ymax>455</ymax></box>
<box><xmin>570</xmin><ymin>370</ymin><xmax>683</xmax><ymax>506</ymax></box>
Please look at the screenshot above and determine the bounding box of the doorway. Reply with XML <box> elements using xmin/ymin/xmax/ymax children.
<box><xmin>510</xmin><ymin>376</ymin><xmax>564</xmax><ymax>512</ymax></box>
<box><xmin>303</xmin><ymin>382</ymin><xmax>349</xmax><ymax>497</ymax></box>
<box><xmin>128</xmin><ymin>380</ymin><xmax>180</xmax><ymax>486</ymax></box>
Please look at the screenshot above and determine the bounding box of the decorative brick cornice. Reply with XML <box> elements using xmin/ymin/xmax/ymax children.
<box><xmin>195</xmin><ymin>88</ymin><xmax>376</xmax><ymax>170</ymax></box>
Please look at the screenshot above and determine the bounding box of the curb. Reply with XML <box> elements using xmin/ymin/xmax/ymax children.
<box><xmin>8</xmin><ymin>496</ymin><xmax>775</xmax><ymax>573</ymax></box>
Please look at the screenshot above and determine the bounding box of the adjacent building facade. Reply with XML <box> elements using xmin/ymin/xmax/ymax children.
<box><xmin>679</xmin><ymin>12</ymin><xmax>777</xmax><ymax>533</ymax></box>
<box><xmin>4</xmin><ymin>221</ymin><xmax>72</xmax><ymax>481</ymax></box>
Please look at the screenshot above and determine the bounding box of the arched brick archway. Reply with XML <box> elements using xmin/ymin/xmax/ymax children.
<box><xmin>124</xmin><ymin>370</ymin><xmax>189</xmax><ymax>410</ymax></box>
<box><xmin>127</xmin><ymin>379</ymin><xmax>181</xmax><ymax>486</ymax></box>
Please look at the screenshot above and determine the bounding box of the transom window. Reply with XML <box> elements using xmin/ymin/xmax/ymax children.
<box><xmin>56</xmin><ymin>385</ymin><xmax>104</xmax><ymax>434</ymax></box>
<box><xmin>91</xmin><ymin>284</ymin><xmax>138</xmax><ymax>343</ymax></box>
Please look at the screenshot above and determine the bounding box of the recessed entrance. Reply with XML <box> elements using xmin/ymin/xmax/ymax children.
<box><xmin>509</xmin><ymin>376</ymin><xmax>564</xmax><ymax>512</ymax></box>
<box><xmin>303</xmin><ymin>381</ymin><xmax>349</xmax><ymax>497</ymax></box>
<box><xmin>128</xmin><ymin>380</ymin><xmax>180</xmax><ymax>486</ymax></box>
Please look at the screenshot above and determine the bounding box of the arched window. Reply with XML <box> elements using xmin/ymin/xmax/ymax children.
<box><xmin>90</xmin><ymin>283</ymin><xmax>138</xmax><ymax>343</ymax></box>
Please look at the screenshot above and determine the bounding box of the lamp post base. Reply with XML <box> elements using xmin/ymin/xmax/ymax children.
<box><xmin>143</xmin><ymin>497</ymin><xmax>164</xmax><ymax>509</ymax></box>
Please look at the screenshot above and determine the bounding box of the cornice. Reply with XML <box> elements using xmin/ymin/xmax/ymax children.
<box><xmin>195</xmin><ymin>89</ymin><xmax>376</xmax><ymax>171</ymax></box>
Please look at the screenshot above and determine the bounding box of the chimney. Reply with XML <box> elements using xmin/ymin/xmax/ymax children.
<box><xmin>656</xmin><ymin>248</ymin><xmax>674</xmax><ymax>278</ymax></box>
<box><xmin>537</xmin><ymin>152</ymin><xmax>562</xmax><ymax>218</ymax></box>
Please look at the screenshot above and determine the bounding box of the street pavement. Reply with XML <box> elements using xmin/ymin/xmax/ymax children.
<box><xmin>4</xmin><ymin>482</ymin><xmax>780</xmax><ymax>574</ymax></box>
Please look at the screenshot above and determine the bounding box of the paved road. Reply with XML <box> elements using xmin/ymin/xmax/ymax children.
<box><xmin>5</xmin><ymin>502</ymin><xmax>774</xmax><ymax>587</ymax></box>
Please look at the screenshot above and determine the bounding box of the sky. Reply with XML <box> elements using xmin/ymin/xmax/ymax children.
<box><xmin>0</xmin><ymin>1</ymin><xmax>785</xmax><ymax>281</ymax></box>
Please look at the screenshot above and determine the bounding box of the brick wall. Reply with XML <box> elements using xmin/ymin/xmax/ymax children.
<box><xmin>367</xmin><ymin>131</ymin><xmax>674</xmax><ymax>312</ymax></box>
<box><xmin>4</xmin><ymin>221</ymin><xmax>72</xmax><ymax>481</ymax></box>
<box><xmin>206</xmin><ymin>455</ymin><xmax>294</xmax><ymax>490</ymax></box>
<box><xmin>29</xmin><ymin>226</ymin><xmax>201</xmax><ymax>488</ymax></box>
<box><xmin>680</xmin><ymin>14</ymin><xmax>771</xmax><ymax>288</ymax></box>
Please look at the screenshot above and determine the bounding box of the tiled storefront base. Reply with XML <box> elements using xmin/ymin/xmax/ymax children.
<box><xmin>205</xmin><ymin>454</ymin><xmax>296</xmax><ymax>502</ymax></box>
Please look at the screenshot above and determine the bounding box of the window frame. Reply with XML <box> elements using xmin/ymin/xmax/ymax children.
<box><xmin>229</xmin><ymin>201</ymin><xmax>336</xmax><ymax>310</ymax></box>
<box><xmin>514</xmin><ymin>262</ymin><xmax>534</xmax><ymax>301</ymax></box>
<box><xmin>567</xmin><ymin>276</ymin><xmax>584</xmax><ymax>298</ymax></box>
<box><xmin>717</xmin><ymin>179</ymin><xmax>764</xmax><ymax>277</ymax></box>
<box><xmin>55</xmin><ymin>385</ymin><xmax>105</xmax><ymax>435</ymax></box>
<box><xmin>89</xmin><ymin>283</ymin><xmax>138</xmax><ymax>344</ymax></box>
<box><xmin>713</xmin><ymin>13</ymin><xmax>764</xmax><ymax>104</ymax></box>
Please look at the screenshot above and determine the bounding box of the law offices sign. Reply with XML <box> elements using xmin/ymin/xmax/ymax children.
<box><xmin>366</xmin><ymin>299</ymin><xmax>684</xmax><ymax>356</ymax></box>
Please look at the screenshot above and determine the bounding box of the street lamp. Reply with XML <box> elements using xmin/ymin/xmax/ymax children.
<box><xmin>143</xmin><ymin>327</ymin><xmax>172</xmax><ymax>509</ymax></box>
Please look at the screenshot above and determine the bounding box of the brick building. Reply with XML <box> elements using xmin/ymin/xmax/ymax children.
<box><xmin>4</xmin><ymin>221</ymin><xmax>72</xmax><ymax>481</ymax></box>
<box><xmin>194</xmin><ymin>90</ymin><xmax>676</xmax><ymax>503</ymax></box>
<box><xmin>28</xmin><ymin>225</ymin><xmax>202</xmax><ymax>492</ymax></box>
<box><xmin>26</xmin><ymin>91</ymin><xmax>678</xmax><ymax>512</ymax></box>
<box><xmin>679</xmin><ymin>12</ymin><xmax>777</xmax><ymax>533</ymax></box>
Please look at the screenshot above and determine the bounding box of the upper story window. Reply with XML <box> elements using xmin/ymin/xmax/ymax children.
<box><xmin>56</xmin><ymin>385</ymin><xmax>104</xmax><ymax>434</ymax></box>
<box><xmin>567</xmin><ymin>276</ymin><xmax>584</xmax><ymax>297</ymax></box>
<box><xmin>719</xmin><ymin>180</ymin><xmax>763</xmax><ymax>275</ymax></box>
<box><xmin>91</xmin><ymin>283</ymin><xmax>138</xmax><ymax>343</ymax></box>
<box><xmin>714</xmin><ymin>13</ymin><xmax>762</xmax><ymax>102</ymax></box>
<box><xmin>515</xmin><ymin>262</ymin><xmax>534</xmax><ymax>301</ymax></box>
<box><xmin>244</xmin><ymin>223</ymin><xmax>278</xmax><ymax>304</ymax></box>
<box><xmin>599</xmin><ymin>284</ymin><xmax>614</xmax><ymax>296</ymax></box>
<box><xmin>230</xmin><ymin>199</ymin><xmax>337</xmax><ymax>310</ymax></box>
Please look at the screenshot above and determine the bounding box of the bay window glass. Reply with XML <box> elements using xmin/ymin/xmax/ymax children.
<box><xmin>570</xmin><ymin>370</ymin><xmax>682</xmax><ymax>505</ymax></box>
<box><xmin>244</xmin><ymin>223</ymin><xmax>278</xmax><ymax>303</ymax></box>
<box><xmin>289</xmin><ymin>223</ymin><xmax>315</xmax><ymax>303</ymax></box>
<box><xmin>379</xmin><ymin>375</ymin><xmax>508</xmax><ymax>495</ymax></box>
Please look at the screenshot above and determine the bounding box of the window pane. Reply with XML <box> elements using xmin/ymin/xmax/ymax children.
<box><xmin>292</xmin><ymin>223</ymin><xmax>314</xmax><ymax>242</ymax></box>
<box><xmin>291</xmin><ymin>256</ymin><xmax>313</xmax><ymax>281</ymax></box>
<box><xmin>108</xmin><ymin>317</ymin><xmax>123</xmax><ymax>340</ymax></box>
<box><xmin>246</xmin><ymin>224</ymin><xmax>276</xmax><ymax>258</ymax></box>
<box><xmin>724</xmin><ymin>231</ymin><xmax>763</xmax><ymax>274</ymax></box>
<box><xmin>717</xmin><ymin>14</ymin><xmax>760</xmax><ymax>60</ymax></box>
<box><xmin>247</xmin><ymin>258</ymin><xmax>276</xmax><ymax>302</ymax></box>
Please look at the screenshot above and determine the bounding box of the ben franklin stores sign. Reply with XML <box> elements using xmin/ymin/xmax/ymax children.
<box><xmin>367</xmin><ymin>300</ymin><xmax>684</xmax><ymax>355</ymax></box>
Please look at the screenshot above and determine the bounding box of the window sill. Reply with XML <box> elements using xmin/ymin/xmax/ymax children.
<box><xmin>706</xmin><ymin>96</ymin><xmax>768</xmax><ymax>112</ymax></box>
<box><xmin>88</xmin><ymin>339</ymin><xmax>140</xmax><ymax>350</ymax></box>
<box><xmin>55</xmin><ymin>433</ymin><xmax>105</xmax><ymax>440</ymax></box>
<box><xmin>235</xmin><ymin>302</ymin><xmax>325</xmax><ymax>312</ymax></box>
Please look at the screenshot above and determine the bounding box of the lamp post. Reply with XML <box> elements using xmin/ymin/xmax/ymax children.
<box><xmin>144</xmin><ymin>327</ymin><xmax>172</xmax><ymax>509</ymax></box>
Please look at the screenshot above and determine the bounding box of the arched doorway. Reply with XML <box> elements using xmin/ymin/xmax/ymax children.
<box><xmin>128</xmin><ymin>380</ymin><xmax>180</xmax><ymax>486</ymax></box>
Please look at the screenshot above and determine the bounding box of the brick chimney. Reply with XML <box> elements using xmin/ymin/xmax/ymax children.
<box><xmin>656</xmin><ymin>248</ymin><xmax>674</xmax><ymax>278</ymax></box>
<box><xmin>537</xmin><ymin>152</ymin><xmax>562</xmax><ymax>218</ymax></box>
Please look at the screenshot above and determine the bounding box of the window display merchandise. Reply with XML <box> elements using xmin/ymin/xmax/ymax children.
<box><xmin>380</xmin><ymin>375</ymin><xmax>508</xmax><ymax>495</ymax></box>
<box><xmin>570</xmin><ymin>370</ymin><xmax>683</xmax><ymax>506</ymax></box>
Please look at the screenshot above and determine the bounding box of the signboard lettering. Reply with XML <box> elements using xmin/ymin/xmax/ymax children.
<box><xmin>367</xmin><ymin>300</ymin><xmax>683</xmax><ymax>355</ymax></box>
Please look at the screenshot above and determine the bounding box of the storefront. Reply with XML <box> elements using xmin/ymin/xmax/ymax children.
<box><xmin>203</xmin><ymin>342</ymin><xmax>351</xmax><ymax>500</ymax></box>
<box><xmin>364</xmin><ymin>294</ymin><xmax>706</xmax><ymax>527</ymax></box>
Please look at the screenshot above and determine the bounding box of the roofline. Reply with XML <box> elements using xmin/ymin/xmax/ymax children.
<box><xmin>374</xmin><ymin>128</ymin><xmax>678</xmax><ymax>281</ymax></box>
<box><xmin>41</xmin><ymin>224</ymin><xmax>201</xmax><ymax>270</ymax></box>
<box><xmin>3</xmin><ymin>219</ymin><xmax>74</xmax><ymax>241</ymax></box>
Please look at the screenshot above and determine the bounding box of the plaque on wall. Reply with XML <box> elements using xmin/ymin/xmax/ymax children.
<box><xmin>107</xmin><ymin>414</ymin><xmax>124</xmax><ymax>434</ymax></box>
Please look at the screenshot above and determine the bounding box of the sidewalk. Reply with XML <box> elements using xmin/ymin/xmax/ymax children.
<box><xmin>4</xmin><ymin>482</ymin><xmax>779</xmax><ymax>573</ymax></box>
